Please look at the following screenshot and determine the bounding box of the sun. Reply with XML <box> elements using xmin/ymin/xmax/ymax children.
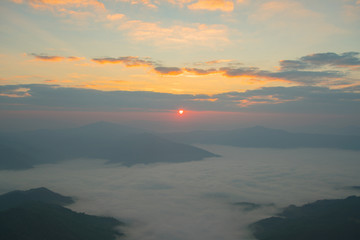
<box><xmin>178</xmin><ymin>109</ymin><xmax>184</xmax><ymax>115</ymax></box>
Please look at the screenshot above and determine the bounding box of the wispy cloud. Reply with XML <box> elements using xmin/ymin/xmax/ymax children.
<box><xmin>249</xmin><ymin>0</ymin><xmax>343</xmax><ymax>42</ymax></box>
<box><xmin>0</xmin><ymin>87</ymin><xmax>31</xmax><ymax>98</ymax></box>
<box><xmin>92</xmin><ymin>56</ymin><xmax>156</xmax><ymax>67</ymax></box>
<box><xmin>120</xmin><ymin>20</ymin><xmax>230</xmax><ymax>47</ymax></box>
<box><xmin>116</xmin><ymin>0</ymin><xmax>242</xmax><ymax>12</ymax></box>
<box><xmin>11</xmin><ymin>0</ymin><xmax>105</xmax><ymax>25</ymax></box>
<box><xmin>188</xmin><ymin>0</ymin><xmax>235</xmax><ymax>12</ymax></box>
<box><xmin>117</xmin><ymin>0</ymin><xmax>158</xmax><ymax>8</ymax></box>
<box><xmin>12</xmin><ymin>0</ymin><xmax>105</xmax><ymax>11</ymax></box>
<box><xmin>343</xmin><ymin>0</ymin><xmax>360</xmax><ymax>22</ymax></box>
<box><xmin>29</xmin><ymin>53</ymin><xmax>84</xmax><ymax>62</ymax></box>
<box><xmin>106</xmin><ymin>13</ymin><xmax>125</xmax><ymax>21</ymax></box>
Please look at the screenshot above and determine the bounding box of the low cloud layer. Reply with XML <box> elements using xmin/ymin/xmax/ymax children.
<box><xmin>0</xmin><ymin>146</ymin><xmax>359</xmax><ymax>240</ymax></box>
<box><xmin>0</xmin><ymin>84</ymin><xmax>359</xmax><ymax>114</ymax></box>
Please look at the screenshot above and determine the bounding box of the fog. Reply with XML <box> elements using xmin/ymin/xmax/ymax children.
<box><xmin>1</xmin><ymin>145</ymin><xmax>360</xmax><ymax>240</ymax></box>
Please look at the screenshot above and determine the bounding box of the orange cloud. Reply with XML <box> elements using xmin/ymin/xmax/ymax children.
<box><xmin>119</xmin><ymin>0</ymin><xmax>157</xmax><ymax>8</ymax></box>
<box><xmin>92</xmin><ymin>56</ymin><xmax>155</xmax><ymax>67</ymax></box>
<box><xmin>191</xmin><ymin>98</ymin><xmax>218</xmax><ymax>102</ymax></box>
<box><xmin>188</xmin><ymin>0</ymin><xmax>234</xmax><ymax>12</ymax></box>
<box><xmin>15</xmin><ymin>0</ymin><xmax>105</xmax><ymax>10</ymax></box>
<box><xmin>121</xmin><ymin>20</ymin><xmax>229</xmax><ymax>47</ymax></box>
<box><xmin>67</xmin><ymin>56</ymin><xmax>84</xmax><ymax>61</ymax></box>
<box><xmin>237</xmin><ymin>95</ymin><xmax>302</xmax><ymax>107</ymax></box>
<box><xmin>0</xmin><ymin>88</ymin><xmax>31</xmax><ymax>98</ymax></box>
<box><xmin>106</xmin><ymin>13</ymin><xmax>125</xmax><ymax>21</ymax></box>
<box><xmin>205</xmin><ymin>59</ymin><xmax>234</xmax><ymax>65</ymax></box>
<box><xmin>29</xmin><ymin>53</ymin><xmax>84</xmax><ymax>62</ymax></box>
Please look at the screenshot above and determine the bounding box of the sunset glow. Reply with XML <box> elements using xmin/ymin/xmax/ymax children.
<box><xmin>0</xmin><ymin>0</ymin><xmax>359</xmax><ymax>130</ymax></box>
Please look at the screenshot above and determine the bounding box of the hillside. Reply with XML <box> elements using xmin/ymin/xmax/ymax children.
<box><xmin>250</xmin><ymin>196</ymin><xmax>360</xmax><ymax>240</ymax></box>
<box><xmin>0</xmin><ymin>188</ymin><xmax>124</xmax><ymax>240</ymax></box>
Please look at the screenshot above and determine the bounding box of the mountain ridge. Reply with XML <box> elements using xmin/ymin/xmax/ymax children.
<box><xmin>162</xmin><ymin>126</ymin><xmax>360</xmax><ymax>150</ymax></box>
<box><xmin>0</xmin><ymin>122</ymin><xmax>218</xmax><ymax>170</ymax></box>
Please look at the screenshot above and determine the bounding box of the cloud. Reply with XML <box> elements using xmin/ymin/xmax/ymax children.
<box><xmin>269</xmin><ymin>70</ymin><xmax>345</xmax><ymax>84</ymax></box>
<box><xmin>106</xmin><ymin>13</ymin><xmax>125</xmax><ymax>21</ymax></box>
<box><xmin>214</xmin><ymin>86</ymin><xmax>360</xmax><ymax>113</ymax></box>
<box><xmin>280</xmin><ymin>52</ymin><xmax>360</xmax><ymax>70</ymax></box>
<box><xmin>188</xmin><ymin>0</ymin><xmax>234</xmax><ymax>12</ymax></box>
<box><xmin>67</xmin><ymin>56</ymin><xmax>84</xmax><ymax>61</ymax></box>
<box><xmin>92</xmin><ymin>56</ymin><xmax>156</xmax><ymax>67</ymax></box>
<box><xmin>29</xmin><ymin>53</ymin><xmax>84</xmax><ymax>62</ymax></box>
<box><xmin>117</xmin><ymin>0</ymin><xmax>241</xmax><ymax>12</ymax></box>
<box><xmin>153</xmin><ymin>67</ymin><xmax>183</xmax><ymax>75</ymax></box>
<box><xmin>13</xmin><ymin>0</ymin><xmax>105</xmax><ymax>11</ymax></box>
<box><xmin>279</xmin><ymin>60</ymin><xmax>309</xmax><ymax>71</ymax></box>
<box><xmin>117</xmin><ymin>0</ymin><xmax>158</xmax><ymax>8</ymax></box>
<box><xmin>0</xmin><ymin>87</ymin><xmax>31</xmax><ymax>98</ymax></box>
<box><xmin>250</xmin><ymin>1</ymin><xmax>317</xmax><ymax>22</ymax></box>
<box><xmin>91</xmin><ymin>51</ymin><xmax>357</xmax><ymax>87</ymax></box>
<box><xmin>343</xmin><ymin>0</ymin><xmax>360</xmax><ymax>22</ymax></box>
<box><xmin>204</xmin><ymin>59</ymin><xmax>234</xmax><ymax>65</ymax></box>
<box><xmin>249</xmin><ymin>0</ymin><xmax>343</xmax><ymax>42</ymax></box>
<box><xmin>184</xmin><ymin>68</ymin><xmax>219</xmax><ymax>75</ymax></box>
<box><xmin>11</xmin><ymin>0</ymin><xmax>105</xmax><ymax>24</ymax></box>
<box><xmin>235</xmin><ymin>95</ymin><xmax>302</xmax><ymax>107</ymax></box>
<box><xmin>1</xmin><ymin>147</ymin><xmax>359</xmax><ymax>240</ymax></box>
<box><xmin>300</xmin><ymin>52</ymin><xmax>360</xmax><ymax>68</ymax></box>
<box><xmin>1</xmin><ymin>84</ymin><xmax>359</xmax><ymax>114</ymax></box>
<box><xmin>120</xmin><ymin>20</ymin><xmax>230</xmax><ymax>47</ymax></box>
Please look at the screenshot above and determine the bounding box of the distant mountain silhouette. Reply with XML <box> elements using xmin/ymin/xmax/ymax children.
<box><xmin>250</xmin><ymin>196</ymin><xmax>360</xmax><ymax>240</ymax></box>
<box><xmin>0</xmin><ymin>188</ymin><xmax>124</xmax><ymax>240</ymax></box>
<box><xmin>0</xmin><ymin>145</ymin><xmax>35</xmax><ymax>170</ymax></box>
<box><xmin>0</xmin><ymin>122</ymin><xmax>218</xmax><ymax>170</ymax></box>
<box><xmin>163</xmin><ymin>126</ymin><xmax>360</xmax><ymax>150</ymax></box>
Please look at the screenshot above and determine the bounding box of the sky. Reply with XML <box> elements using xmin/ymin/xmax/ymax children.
<box><xmin>0</xmin><ymin>0</ymin><xmax>360</xmax><ymax>131</ymax></box>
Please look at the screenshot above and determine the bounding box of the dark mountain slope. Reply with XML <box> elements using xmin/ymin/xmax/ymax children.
<box><xmin>250</xmin><ymin>196</ymin><xmax>360</xmax><ymax>240</ymax></box>
<box><xmin>0</xmin><ymin>188</ymin><xmax>124</xmax><ymax>240</ymax></box>
<box><xmin>0</xmin><ymin>187</ymin><xmax>74</xmax><ymax>211</ymax></box>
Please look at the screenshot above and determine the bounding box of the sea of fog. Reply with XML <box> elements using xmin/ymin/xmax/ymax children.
<box><xmin>1</xmin><ymin>145</ymin><xmax>360</xmax><ymax>240</ymax></box>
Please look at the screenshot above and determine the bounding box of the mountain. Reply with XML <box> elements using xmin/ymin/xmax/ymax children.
<box><xmin>163</xmin><ymin>126</ymin><xmax>360</xmax><ymax>150</ymax></box>
<box><xmin>250</xmin><ymin>196</ymin><xmax>360</xmax><ymax>240</ymax></box>
<box><xmin>0</xmin><ymin>187</ymin><xmax>74</xmax><ymax>211</ymax></box>
<box><xmin>0</xmin><ymin>188</ymin><xmax>124</xmax><ymax>240</ymax></box>
<box><xmin>0</xmin><ymin>122</ymin><xmax>218</xmax><ymax>170</ymax></box>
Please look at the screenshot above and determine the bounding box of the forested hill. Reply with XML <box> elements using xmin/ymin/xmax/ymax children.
<box><xmin>0</xmin><ymin>187</ymin><xmax>124</xmax><ymax>240</ymax></box>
